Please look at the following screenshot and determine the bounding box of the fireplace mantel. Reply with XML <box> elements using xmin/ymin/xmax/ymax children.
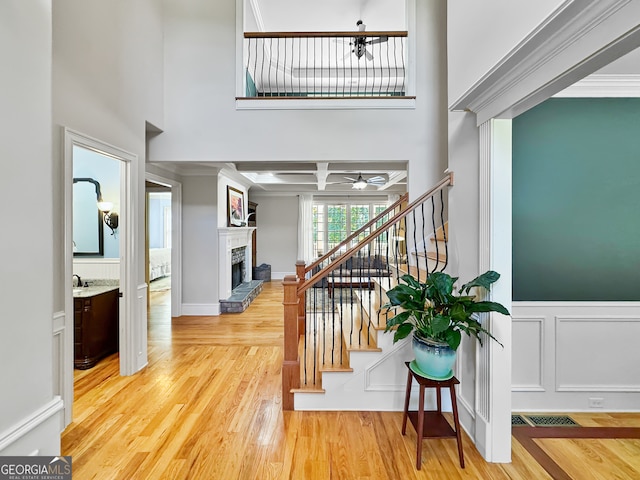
<box><xmin>218</xmin><ymin>227</ymin><xmax>256</xmax><ymax>300</ymax></box>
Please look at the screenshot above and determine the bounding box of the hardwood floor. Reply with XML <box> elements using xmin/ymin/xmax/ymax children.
<box><xmin>62</xmin><ymin>282</ymin><xmax>640</xmax><ymax>479</ymax></box>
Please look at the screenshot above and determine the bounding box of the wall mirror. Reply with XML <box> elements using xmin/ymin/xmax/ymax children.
<box><xmin>73</xmin><ymin>178</ymin><xmax>104</xmax><ymax>256</ymax></box>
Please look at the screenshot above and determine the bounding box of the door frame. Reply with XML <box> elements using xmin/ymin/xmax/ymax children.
<box><xmin>62</xmin><ymin>128</ymin><xmax>137</xmax><ymax>426</ymax></box>
<box><xmin>145</xmin><ymin>171</ymin><xmax>182</xmax><ymax>318</ymax></box>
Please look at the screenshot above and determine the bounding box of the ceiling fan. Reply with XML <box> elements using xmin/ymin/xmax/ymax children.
<box><xmin>341</xmin><ymin>20</ymin><xmax>389</xmax><ymax>61</ymax></box>
<box><xmin>344</xmin><ymin>173</ymin><xmax>386</xmax><ymax>190</ymax></box>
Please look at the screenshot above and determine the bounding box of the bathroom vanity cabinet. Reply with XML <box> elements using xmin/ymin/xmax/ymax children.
<box><xmin>74</xmin><ymin>287</ymin><xmax>119</xmax><ymax>369</ymax></box>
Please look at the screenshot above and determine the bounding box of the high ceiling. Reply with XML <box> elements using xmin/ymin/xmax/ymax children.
<box><xmin>147</xmin><ymin>3</ymin><xmax>639</xmax><ymax>197</ymax></box>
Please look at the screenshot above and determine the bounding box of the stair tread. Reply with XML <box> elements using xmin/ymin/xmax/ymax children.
<box><xmin>397</xmin><ymin>265</ymin><xmax>429</xmax><ymax>280</ymax></box>
<box><xmin>291</xmin><ymin>386</ymin><xmax>325</xmax><ymax>394</ymax></box>
<box><xmin>339</xmin><ymin>305</ymin><xmax>381</xmax><ymax>351</ymax></box>
<box><xmin>354</xmin><ymin>290</ymin><xmax>392</xmax><ymax>330</ymax></box>
<box><xmin>431</xmin><ymin>222</ymin><xmax>448</xmax><ymax>242</ymax></box>
<box><xmin>411</xmin><ymin>250</ymin><xmax>448</xmax><ymax>262</ymax></box>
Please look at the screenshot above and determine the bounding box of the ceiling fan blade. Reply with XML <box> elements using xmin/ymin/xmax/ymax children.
<box><xmin>365</xmin><ymin>49</ymin><xmax>374</xmax><ymax>61</ymax></box>
<box><xmin>367</xmin><ymin>180</ymin><xmax>385</xmax><ymax>186</ymax></box>
<box><xmin>344</xmin><ymin>176</ymin><xmax>357</xmax><ymax>182</ymax></box>
<box><xmin>366</xmin><ymin>36</ymin><xmax>389</xmax><ymax>45</ymax></box>
<box><xmin>366</xmin><ymin>175</ymin><xmax>386</xmax><ymax>185</ymax></box>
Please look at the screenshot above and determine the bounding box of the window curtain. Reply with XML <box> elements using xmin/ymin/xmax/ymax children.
<box><xmin>297</xmin><ymin>194</ymin><xmax>314</xmax><ymax>263</ymax></box>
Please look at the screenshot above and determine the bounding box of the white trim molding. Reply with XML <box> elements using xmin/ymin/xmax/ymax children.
<box><xmin>236</xmin><ymin>98</ymin><xmax>417</xmax><ymax>111</ymax></box>
<box><xmin>145</xmin><ymin>171</ymin><xmax>183</xmax><ymax>318</ymax></box>
<box><xmin>181</xmin><ymin>303</ymin><xmax>221</xmax><ymax>316</ymax></box>
<box><xmin>0</xmin><ymin>397</ymin><xmax>64</xmax><ymax>455</ymax></box>
<box><xmin>554</xmin><ymin>74</ymin><xmax>640</xmax><ymax>97</ymax></box>
<box><xmin>476</xmin><ymin>119</ymin><xmax>512</xmax><ymax>462</ymax></box>
<box><xmin>511</xmin><ymin>316</ymin><xmax>545</xmax><ymax>392</ymax></box>
<box><xmin>450</xmin><ymin>0</ymin><xmax>640</xmax><ymax>124</ymax></box>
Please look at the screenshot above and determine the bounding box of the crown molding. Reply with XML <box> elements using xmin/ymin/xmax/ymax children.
<box><xmin>553</xmin><ymin>74</ymin><xmax>640</xmax><ymax>97</ymax></box>
<box><xmin>449</xmin><ymin>0</ymin><xmax>640</xmax><ymax>123</ymax></box>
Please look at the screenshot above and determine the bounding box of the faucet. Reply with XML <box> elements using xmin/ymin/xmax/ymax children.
<box><xmin>73</xmin><ymin>274</ymin><xmax>82</xmax><ymax>288</ymax></box>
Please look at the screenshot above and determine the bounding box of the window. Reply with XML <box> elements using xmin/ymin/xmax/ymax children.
<box><xmin>312</xmin><ymin>200</ymin><xmax>389</xmax><ymax>259</ymax></box>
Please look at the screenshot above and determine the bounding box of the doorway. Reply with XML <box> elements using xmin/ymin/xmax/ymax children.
<box><xmin>145</xmin><ymin>172</ymin><xmax>182</xmax><ymax>318</ymax></box>
<box><xmin>146</xmin><ymin>183</ymin><xmax>172</xmax><ymax>315</ymax></box>
<box><xmin>62</xmin><ymin>128</ymin><xmax>141</xmax><ymax>427</ymax></box>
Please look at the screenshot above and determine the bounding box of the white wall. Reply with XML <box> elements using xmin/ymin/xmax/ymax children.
<box><xmin>447</xmin><ymin>0</ymin><xmax>563</xmax><ymax>103</ymax></box>
<box><xmin>447</xmin><ymin>111</ymin><xmax>481</xmax><ymax>432</ymax></box>
<box><xmin>0</xmin><ymin>0</ymin><xmax>62</xmax><ymax>455</ymax></box>
<box><xmin>249</xmin><ymin>195</ymin><xmax>298</xmax><ymax>278</ymax></box>
<box><xmin>52</xmin><ymin>0</ymin><xmax>164</xmax><ymax>310</ymax></box>
<box><xmin>182</xmin><ymin>175</ymin><xmax>219</xmax><ymax>312</ymax></box>
<box><xmin>253</xmin><ymin>0</ymin><xmax>406</xmax><ymax>32</ymax></box>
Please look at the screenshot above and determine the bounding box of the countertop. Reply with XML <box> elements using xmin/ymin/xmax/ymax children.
<box><xmin>73</xmin><ymin>285</ymin><xmax>119</xmax><ymax>298</ymax></box>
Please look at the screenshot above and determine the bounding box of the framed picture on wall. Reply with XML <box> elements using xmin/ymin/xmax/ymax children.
<box><xmin>227</xmin><ymin>186</ymin><xmax>245</xmax><ymax>227</ymax></box>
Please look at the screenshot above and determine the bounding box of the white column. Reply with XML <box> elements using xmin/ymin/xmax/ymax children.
<box><xmin>476</xmin><ymin>119</ymin><xmax>513</xmax><ymax>462</ymax></box>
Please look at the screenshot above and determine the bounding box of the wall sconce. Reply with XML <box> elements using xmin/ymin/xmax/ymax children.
<box><xmin>98</xmin><ymin>200</ymin><xmax>119</xmax><ymax>235</ymax></box>
<box><xmin>73</xmin><ymin>177</ymin><xmax>119</xmax><ymax>236</ymax></box>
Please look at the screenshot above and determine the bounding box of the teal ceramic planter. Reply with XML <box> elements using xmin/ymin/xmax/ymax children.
<box><xmin>411</xmin><ymin>333</ymin><xmax>456</xmax><ymax>380</ymax></box>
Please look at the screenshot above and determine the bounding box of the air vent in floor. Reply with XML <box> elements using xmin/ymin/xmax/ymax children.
<box><xmin>524</xmin><ymin>415</ymin><xmax>579</xmax><ymax>427</ymax></box>
<box><xmin>511</xmin><ymin>414</ymin><xmax>530</xmax><ymax>426</ymax></box>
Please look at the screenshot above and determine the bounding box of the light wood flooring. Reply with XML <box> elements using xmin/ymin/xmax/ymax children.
<box><xmin>62</xmin><ymin>282</ymin><xmax>640</xmax><ymax>479</ymax></box>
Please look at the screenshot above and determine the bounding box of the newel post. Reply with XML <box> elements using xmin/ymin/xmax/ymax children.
<box><xmin>296</xmin><ymin>261</ymin><xmax>306</xmax><ymax>335</ymax></box>
<box><xmin>282</xmin><ymin>274</ymin><xmax>300</xmax><ymax>410</ymax></box>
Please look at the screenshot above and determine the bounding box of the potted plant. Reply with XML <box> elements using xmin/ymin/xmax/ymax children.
<box><xmin>383</xmin><ymin>270</ymin><xmax>510</xmax><ymax>380</ymax></box>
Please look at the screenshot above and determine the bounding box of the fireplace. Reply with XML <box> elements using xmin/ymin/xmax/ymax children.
<box><xmin>231</xmin><ymin>247</ymin><xmax>246</xmax><ymax>290</ymax></box>
<box><xmin>218</xmin><ymin>227</ymin><xmax>255</xmax><ymax>301</ymax></box>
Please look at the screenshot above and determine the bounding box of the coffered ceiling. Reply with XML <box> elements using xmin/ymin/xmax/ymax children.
<box><xmin>235</xmin><ymin>161</ymin><xmax>407</xmax><ymax>194</ymax></box>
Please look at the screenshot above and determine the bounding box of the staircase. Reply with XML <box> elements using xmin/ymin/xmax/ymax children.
<box><xmin>282</xmin><ymin>173</ymin><xmax>454</xmax><ymax>410</ymax></box>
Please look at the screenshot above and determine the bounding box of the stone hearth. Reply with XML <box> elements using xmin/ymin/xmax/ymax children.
<box><xmin>220</xmin><ymin>280</ymin><xmax>263</xmax><ymax>313</ymax></box>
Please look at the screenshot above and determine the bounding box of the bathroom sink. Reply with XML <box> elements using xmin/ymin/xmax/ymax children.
<box><xmin>73</xmin><ymin>288</ymin><xmax>84</xmax><ymax>296</ymax></box>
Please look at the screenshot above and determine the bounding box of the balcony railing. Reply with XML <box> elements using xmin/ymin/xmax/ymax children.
<box><xmin>241</xmin><ymin>31</ymin><xmax>409</xmax><ymax>99</ymax></box>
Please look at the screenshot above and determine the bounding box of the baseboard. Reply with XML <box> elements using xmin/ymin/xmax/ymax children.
<box><xmin>0</xmin><ymin>397</ymin><xmax>63</xmax><ymax>456</ymax></box>
<box><xmin>271</xmin><ymin>271</ymin><xmax>293</xmax><ymax>281</ymax></box>
<box><xmin>181</xmin><ymin>303</ymin><xmax>220</xmax><ymax>316</ymax></box>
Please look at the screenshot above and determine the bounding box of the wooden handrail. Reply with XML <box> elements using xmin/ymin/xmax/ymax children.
<box><xmin>305</xmin><ymin>193</ymin><xmax>409</xmax><ymax>275</ymax></box>
<box><xmin>298</xmin><ymin>172</ymin><xmax>453</xmax><ymax>295</ymax></box>
<box><xmin>245</xmin><ymin>31</ymin><xmax>408</xmax><ymax>39</ymax></box>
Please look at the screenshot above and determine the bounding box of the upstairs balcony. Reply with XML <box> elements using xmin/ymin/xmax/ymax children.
<box><xmin>238</xmin><ymin>30</ymin><xmax>412</xmax><ymax>107</ymax></box>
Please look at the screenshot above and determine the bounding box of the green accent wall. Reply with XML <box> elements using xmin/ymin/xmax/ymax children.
<box><xmin>245</xmin><ymin>69</ymin><xmax>257</xmax><ymax>97</ymax></box>
<box><xmin>513</xmin><ymin>98</ymin><xmax>640</xmax><ymax>301</ymax></box>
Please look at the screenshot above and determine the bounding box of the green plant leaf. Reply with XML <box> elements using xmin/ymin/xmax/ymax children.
<box><xmin>425</xmin><ymin>272</ymin><xmax>455</xmax><ymax>304</ymax></box>
<box><xmin>386</xmin><ymin>284</ymin><xmax>420</xmax><ymax>305</ymax></box>
<box><xmin>384</xmin><ymin>311</ymin><xmax>412</xmax><ymax>330</ymax></box>
<box><xmin>460</xmin><ymin>270</ymin><xmax>500</xmax><ymax>294</ymax></box>
<box><xmin>445</xmin><ymin>329</ymin><xmax>461</xmax><ymax>350</ymax></box>
<box><xmin>450</xmin><ymin>303</ymin><xmax>468</xmax><ymax>322</ymax></box>
<box><xmin>400</xmin><ymin>274</ymin><xmax>422</xmax><ymax>289</ymax></box>
<box><xmin>467</xmin><ymin>301</ymin><xmax>510</xmax><ymax>316</ymax></box>
<box><xmin>430</xmin><ymin>314</ymin><xmax>450</xmax><ymax>335</ymax></box>
<box><xmin>393</xmin><ymin>323</ymin><xmax>414</xmax><ymax>342</ymax></box>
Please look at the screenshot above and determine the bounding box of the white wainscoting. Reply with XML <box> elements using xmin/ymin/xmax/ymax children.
<box><xmin>135</xmin><ymin>283</ymin><xmax>149</xmax><ymax>372</ymax></box>
<box><xmin>72</xmin><ymin>258</ymin><xmax>120</xmax><ymax>280</ymax></box>
<box><xmin>52</xmin><ymin>311</ymin><xmax>70</xmax><ymax>429</ymax></box>
<box><xmin>0</xmin><ymin>397</ymin><xmax>63</xmax><ymax>456</ymax></box>
<box><xmin>512</xmin><ymin>302</ymin><xmax>640</xmax><ymax>411</ymax></box>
